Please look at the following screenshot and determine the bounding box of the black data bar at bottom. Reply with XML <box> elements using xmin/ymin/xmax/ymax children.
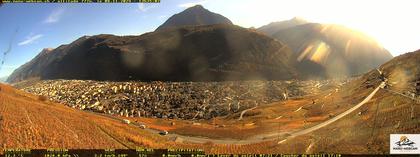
<box><xmin>0</xmin><ymin>149</ymin><xmax>418</xmax><ymax>157</ymax></box>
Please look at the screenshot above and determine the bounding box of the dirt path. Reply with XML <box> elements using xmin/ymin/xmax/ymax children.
<box><xmin>89</xmin><ymin>119</ymin><xmax>132</xmax><ymax>149</ymax></box>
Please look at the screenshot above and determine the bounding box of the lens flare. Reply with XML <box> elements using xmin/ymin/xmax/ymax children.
<box><xmin>309</xmin><ymin>42</ymin><xmax>331</xmax><ymax>64</ymax></box>
<box><xmin>297</xmin><ymin>45</ymin><xmax>314</xmax><ymax>62</ymax></box>
<box><xmin>345</xmin><ymin>40</ymin><xmax>352</xmax><ymax>57</ymax></box>
<box><xmin>297</xmin><ymin>40</ymin><xmax>331</xmax><ymax>65</ymax></box>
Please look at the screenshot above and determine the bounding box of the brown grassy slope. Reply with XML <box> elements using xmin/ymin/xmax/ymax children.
<box><xmin>0</xmin><ymin>83</ymin><xmax>132</xmax><ymax>149</ymax></box>
<box><xmin>270</xmin><ymin>90</ymin><xmax>420</xmax><ymax>154</ymax></box>
<box><xmin>0</xmin><ymin>83</ymin><xmax>205</xmax><ymax>152</ymax></box>
<box><xmin>380</xmin><ymin>49</ymin><xmax>420</xmax><ymax>93</ymax></box>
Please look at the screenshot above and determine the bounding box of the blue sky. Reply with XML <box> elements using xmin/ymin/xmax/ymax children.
<box><xmin>0</xmin><ymin>2</ymin><xmax>175</xmax><ymax>77</ymax></box>
<box><xmin>1</xmin><ymin>0</ymin><xmax>419</xmax><ymax>77</ymax></box>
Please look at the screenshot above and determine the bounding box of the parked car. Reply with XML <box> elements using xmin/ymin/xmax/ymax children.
<box><xmin>159</xmin><ymin>130</ymin><xmax>168</xmax><ymax>135</ymax></box>
<box><xmin>123</xmin><ymin>119</ymin><xmax>130</xmax><ymax>124</ymax></box>
<box><xmin>139</xmin><ymin>124</ymin><xmax>147</xmax><ymax>129</ymax></box>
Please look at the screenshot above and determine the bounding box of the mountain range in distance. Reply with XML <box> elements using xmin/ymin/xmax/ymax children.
<box><xmin>7</xmin><ymin>24</ymin><xmax>296</xmax><ymax>83</ymax></box>
<box><xmin>8</xmin><ymin>5</ymin><xmax>394</xmax><ymax>83</ymax></box>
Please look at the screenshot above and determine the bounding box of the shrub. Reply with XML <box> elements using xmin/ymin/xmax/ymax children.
<box><xmin>38</xmin><ymin>95</ymin><xmax>48</xmax><ymax>101</ymax></box>
<box><xmin>203</xmin><ymin>141</ymin><xmax>214</xmax><ymax>147</ymax></box>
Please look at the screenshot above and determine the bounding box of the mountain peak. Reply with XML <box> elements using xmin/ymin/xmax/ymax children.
<box><xmin>39</xmin><ymin>48</ymin><xmax>54</xmax><ymax>55</ymax></box>
<box><xmin>156</xmin><ymin>4</ymin><xmax>232</xmax><ymax>31</ymax></box>
<box><xmin>43</xmin><ymin>48</ymin><xmax>54</xmax><ymax>52</ymax></box>
<box><xmin>182</xmin><ymin>5</ymin><xmax>208</xmax><ymax>14</ymax></box>
<box><xmin>291</xmin><ymin>17</ymin><xmax>307</xmax><ymax>23</ymax></box>
<box><xmin>188</xmin><ymin>4</ymin><xmax>204</xmax><ymax>10</ymax></box>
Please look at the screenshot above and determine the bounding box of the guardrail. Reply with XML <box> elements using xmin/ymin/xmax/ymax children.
<box><xmin>381</xmin><ymin>88</ymin><xmax>420</xmax><ymax>104</ymax></box>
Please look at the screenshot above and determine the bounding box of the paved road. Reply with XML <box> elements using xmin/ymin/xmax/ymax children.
<box><xmin>88</xmin><ymin>81</ymin><xmax>386</xmax><ymax>145</ymax></box>
<box><xmin>278</xmin><ymin>81</ymin><xmax>385</xmax><ymax>143</ymax></box>
<box><xmin>238</xmin><ymin>106</ymin><xmax>257</xmax><ymax>121</ymax></box>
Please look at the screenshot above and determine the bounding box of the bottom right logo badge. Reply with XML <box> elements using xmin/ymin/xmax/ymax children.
<box><xmin>390</xmin><ymin>134</ymin><xmax>420</xmax><ymax>154</ymax></box>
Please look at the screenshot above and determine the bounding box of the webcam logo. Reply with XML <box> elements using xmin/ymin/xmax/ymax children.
<box><xmin>391</xmin><ymin>134</ymin><xmax>420</xmax><ymax>154</ymax></box>
<box><xmin>395</xmin><ymin>136</ymin><xmax>415</xmax><ymax>147</ymax></box>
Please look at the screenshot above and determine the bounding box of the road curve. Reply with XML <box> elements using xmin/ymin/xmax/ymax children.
<box><xmin>282</xmin><ymin>81</ymin><xmax>385</xmax><ymax>140</ymax></box>
<box><xmin>238</xmin><ymin>106</ymin><xmax>257</xmax><ymax>121</ymax></box>
<box><xmin>89</xmin><ymin>81</ymin><xmax>385</xmax><ymax>145</ymax></box>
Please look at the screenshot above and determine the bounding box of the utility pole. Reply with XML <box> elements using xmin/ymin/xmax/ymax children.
<box><xmin>411</xmin><ymin>104</ymin><xmax>415</xmax><ymax>119</ymax></box>
<box><xmin>278</xmin><ymin>118</ymin><xmax>280</xmax><ymax>142</ymax></box>
<box><xmin>411</xmin><ymin>93</ymin><xmax>417</xmax><ymax>120</ymax></box>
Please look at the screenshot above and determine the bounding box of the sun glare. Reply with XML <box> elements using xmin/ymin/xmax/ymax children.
<box><xmin>309</xmin><ymin>41</ymin><xmax>331</xmax><ymax>64</ymax></box>
<box><xmin>231</xmin><ymin>0</ymin><xmax>420</xmax><ymax>56</ymax></box>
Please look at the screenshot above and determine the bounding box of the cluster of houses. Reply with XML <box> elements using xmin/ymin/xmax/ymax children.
<box><xmin>22</xmin><ymin>79</ymin><xmax>327</xmax><ymax>120</ymax></box>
